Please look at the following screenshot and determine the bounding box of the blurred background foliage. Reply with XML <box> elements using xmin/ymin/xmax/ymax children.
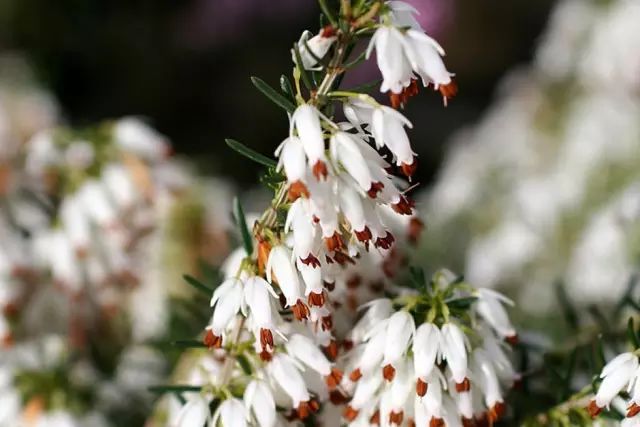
<box><xmin>0</xmin><ymin>0</ymin><xmax>554</xmax><ymax>186</ymax></box>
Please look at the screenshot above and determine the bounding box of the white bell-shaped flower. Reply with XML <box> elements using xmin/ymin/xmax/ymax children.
<box><xmin>413</xmin><ymin>323</ymin><xmax>441</xmax><ymax>383</ymax></box>
<box><xmin>244</xmin><ymin>380</ymin><xmax>277</xmax><ymax>427</ymax></box>
<box><xmin>475</xmin><ymin>288</ymin><xmax>517</xmax><ymax>342</ymax></box>
<box><xmin>294</xmin><ymin>29</ymin><xmax>337</xmax><ymax>70</ymax></box>
<box><xmin>290</xmin><ymin>105</ymin><xmax>328</xmax><ymax>180</ymax></box>
<box><xmin>208</xmin><ymin>277</ymin><xmax>244</xmax><ymax>336</ymax></box>
<box><xmin>366</xmin><ymin>26</ymin><xmax>414</xmax><ymax>94</ymax></box>
<box><xmin>440</xmin><ymin>323</ymin><xmax>469</xmax><ymax>387</ymax></box>
<box><xmin>174</xmin><ymin>395</ymin><xmax>211</xmax><ymax>427</ymax></box>
<box><xmin>590</xmin><ymin>352</ymin><xmax>639</xmax><ymax>414</ymax></box>
<box><xmin>212</xmin><ymin>398</ymin><xmax>247</xmax><ymax>427</ymax></box>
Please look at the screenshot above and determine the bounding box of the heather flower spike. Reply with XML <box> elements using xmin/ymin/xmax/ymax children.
<box><xmin>166</xmin><ymin>1</ymin><xmax>515</xmax><ymax>425</ymax></box>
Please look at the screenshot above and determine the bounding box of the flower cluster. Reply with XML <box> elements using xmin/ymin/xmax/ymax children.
<box><xmin>1</xmin><ymin>109</ymin><xmax>232</xmax><ymax>425</ymax></box>
<box><xmin>163</xmin><ymin>3</ymin><xmax>514</xmax><ymax>426</ymax></box>
<box><xmin>341</xmin><ymin>271</ymin><xmax>518</xmax><ymax>426</ymax></box>
<box><xmin>589</xmin><ymin>351</ymin><xmax>640</xmax><ymax>425</ymax></box>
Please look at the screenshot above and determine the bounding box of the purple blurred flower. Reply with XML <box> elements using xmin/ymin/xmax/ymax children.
<box><xmin>177</xmin><ymin>0</ymin><xmax>314</xmax><ymax>49</ymax></box>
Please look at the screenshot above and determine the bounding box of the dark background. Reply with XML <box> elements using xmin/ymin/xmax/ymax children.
<box><xmin>0</xmin><ymin>0</ymin><xmax>555</xmax><ymax>186</ymax></box>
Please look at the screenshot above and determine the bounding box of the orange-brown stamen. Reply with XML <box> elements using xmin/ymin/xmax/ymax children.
<box><xmin>288</xmin><ymin>180</ymin><xmax>310</xmax><ymax>201</ymax></box>
<box><xmin>312</xmin><ymin>160</ymin><xmax>328</xmax><ymax>180</ymax></box>
<box><xmin>292</xmin><ymin>299</ymin><xmax>310</xmax><ymax>321</ymax></box>
<box><xmin>416</xmin><ymin>378</ymin><xmax>428</xmax><ymax>397</ymax></box>
<box><xmin>325</xmin><ymin>368</ymin><xmax>344</xmax><ymax>389</ymax></box>
<box><xmin>203</xmin><ymin>329</ymin><xmax>222</xmax><ymax>349</ymax></box>
<box><xmin>383</xmin><ymin>364</ymin><xmax>396</xmax><ymax>381</ymax></box>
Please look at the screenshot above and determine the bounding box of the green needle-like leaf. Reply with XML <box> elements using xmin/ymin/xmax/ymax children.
<box><xmin>225</xmin><ymin>138</ymin><xmax>277</xmax><ymax>168</ymax></box>
<box><xmin>628</xmin><ymin>317</ymin><xmax>640</xmax><ymax>349</ymax></box>
<box><xmin>234</xmin><ymin>197</ymin><xmax>253</xmax><ymax>256</ymax></box>
<box><xmin>280</xmin><ymin>74</ymin><xmax>295</xmax><ymax>101</ymax></box>
<box><xmin>317</xmin><ymin>0</ymin><xmax>338</xmax><ymax>26</ymax></box>
<box><xmin>250</xmin><ymin>76</ymin><xmax>297</xmax><ymax>113</ymax></box>
<box><xmin>183</xmin><ymin>274</ymin><xmax>214</xmax><ymax>295</ymax></box>
<box><xmin>148</xmin><ymin>385</ymin><xmax>203</xmax><ymax>394</ymax></box>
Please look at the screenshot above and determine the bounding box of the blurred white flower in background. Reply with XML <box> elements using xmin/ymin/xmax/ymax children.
<box><xmin>421</xmin><ymin>0</ymin><xmax>640</xmax><ymax>312</ymax></box>
<box><xmin>0</xmin><ymin>56</ymin><xmax>234</xmax><ymax>426</ymax></box>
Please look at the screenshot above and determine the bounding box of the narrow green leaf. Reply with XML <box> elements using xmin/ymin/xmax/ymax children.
<box><xmin>172</xmin><ymin>339</ymin><xmax>207</xmax><ymax>349</ymax></box>
<box><xmin>555</xmin><ymin>281</ymin><xmax>579</xmax><ymax>331</ymax></box>
<box><xmin>628</xmin><ymin>318</ymin><xmax>640</xmax><ymax>349</ymax></box>
<box><xmin>236</xmin><ymin>354</ymin><xmax>253</xmax><ymax>375</ymax></box>
<box><xmin>562</xmin><ymin>348</ymin><xmax>578</xmax><ymax>399</ymax></box>
<box><xmin>234</xmin><ymin>197</ymin><xmax>253</xmax><ymax>256</ymax></box>
<box><xmin>183</xmin><ymin>274</ymin><xmax>214</xmax><ymax>295</ymax></box>
<box><xmin>250</xmin><ymin>76</ymin><xmax>297</xmax><ymax>113</ymax></box>
<box><xmin>225</xmin><ymin>138</ymin><xmax>277</xmax><ymax>168</ymax></box>
<box><xmin>293</xmin><ymin>44</ymin><xmax>313</xmax><ymax>90</ymax></box>
<box><xmin>279</xmin><ymin>75</ymin><xmax>295</xmax><ymax>101</ymax></box>
<box><xmin>446</xmin><ymin>297</ymin><xmax>477</xmax><ymax>311</ymax></box>
<box><xmin>148</xmin><ymin>385</ymin><xmax>202</xmax><ymax>394</ymax></box>
<box><xmin>317</xmin><ymin>0</ymin><xmax>338</xmax><ymax>26</ymax></box>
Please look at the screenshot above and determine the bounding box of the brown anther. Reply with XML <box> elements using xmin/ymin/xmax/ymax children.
<box><xmin>203</xmin><ymin>329</ymin><xmax>222</xmax><ymax>349</ymax></box>
<box><xmin>347</xmin><ymin>293</ymin><xmax>359</xmax><ymax>311</ymax></box>
<box><xmin>416</xmin><ymin>378</ymin><xmax>428</xmax><ymax>397</ymax></box>
<box><xmin>257</xmin><ymin>239</ymin><xmax>271</xmax><ymax>276</ymax></box>
<box><xmin>346</xmin><ymin>275</ymin><xmax>362</xmax><ymax>289</ymax></box>
<box><xmin>349</xmin><ymin>368</ymin><xmax>363</xmax><ymax>382</ymax></box>
<box><xmin>628</xmin><ymin>402</ymin><xmax>640</xmax><ymax>417</ymax></box>
<box><xmin>587</xmin><ymin>400</ymin><xmax>603</xmax><ymax>418</ymax></box>
<box><xmin>329</xmin><ymin>389</ymin><xmax>349</xmax><ymax>405</ymax></box>
<box><xmin>390</xmin><ymin>93</ymin><xmax>403</xmax><ymax>109</ymax></box>
<box><xmin>343</xmin><ymin>339</ymin><xmax>354</xmax><ymax>351</ymax></box>
<box><xmin>401</xmin><ymin>158</ymin><xmax>418</xmax><ymax>178</ymax></box>
<box><xmin>321</xmin><ymin>315</ymin><xmax>333</xmax><ymax>331</ymax></box>
<box><xmin>2</xmin><ymin>333</ymin><xmax>14</xmax><ymax>348</ymax></box>
<box><xmin>312</xmin><ymin>160</ymin><xmax>328</xmax><ymax>181</ymax></box>
<box><xmin>292</xmin><ymin>299</ymin><xmax>310</xmax><ymax>321</ymax></box>
<box><xmin>382</xmin><ymin>364</ymin><xmax>396</xmax><ymax>381</ymax></box>
<box><xmin>367</xmin><ymin>181</ymin><xmax>384</xmax><ymax>198</ymax></box>
<box><xmin>370</xmin><ymin>410</ymin><xmax>381</xmax><ymax>425</ymax></box>
<box><xmin>321</xmin><ymin>25</ymin><xmax>336</xmax><ymax>38</ymax></box>
<box><xmin>343</xmin><ymin>405</ymin><xmax>359</xmax><ymax>422</ymax></box>
<box><xmin>391</xmin><ymin>196</ymin><xmax>414</xmax><ymax>215</ymax></box>
<box><xmin>288</xmin><ymin>180</ymin><xmax>310</xmax><ymax>201</ymax></box>
<box><xmin>462</xmin><ymin>418</ymin><xmax>475</xmax><ymax>427</ymax></box>
<box><xmin>325</xmin><ymin>232</ymin><xmax>345</xmax><ymax>252</ymax></box>
<box><xmin>308</xmin><ymin>291</ymin><xmax>326</xmax><ymax>307</ymax></box>
<box><xmin>312</xmin><ymin>215</ymin><xmax>320</xmax><ymax>223</ymax></box>
<box><xmin>355</xmin><ymin>226</ymin><xmax>373</xmax><ymax>243</ymax></box>
<box><xmin>455</xmin><ymin>377</ymin><xmax>471</xmax><ymax>392</ymax></box>
<box><xmin>367</xmin><ymin>281</ymin><xmax>382</xmax><ymax>293</ymax></box>
<box><xmin>325</xmin><ymin>368</ymin><xmax>344</xmax><ymax>389</ymax></box>
<box><xmin>301</xmin><ymin>253</ymin><xmax>321</xmax><ymax>268</ymax></box>
<box><xmin>487</xmin><ymin>402</ymin><xmax>506</xmax><ymax>422</ymax></box>
<box><xmin>375</xmin><ymin>231</ymin><xmax>395</xmax><ymax>250</ymax></box>
<box><xmin>259</xmin><ymin>349</ymin><xmax>273</xmax><ymax>361</ymax></box>
<box><xmin>389</xmin><ymin>410</ymin><xmax>404</xmax><ymax>425</ymax></box>
<box><xmin>260</xmin><ymin>328</ymin><xmax>274</xmax><ymax>350</ymax></box>
<box><xmin>408</xmin><ymin>217</ymin><xmax>425</xmax><ymax>244</ymax></box>
<box><xmin>439</xmin><ymin>80</ymin><xmax>458</xmax><ymax>107</ymax></box>
<box><xmin>407</xmin><ymin>419</ymin><xmax>416</xmax><ymax>427</ymax></box>
<box><xmin>430</xmin><ymin>417</ymin><xmax>445</xmax><ymax>427</ymax></box>
<box><xmin>324</xmin><ymin>339</ymin><xmax>339</xmax><ymax>361</ymax></box>
<box><xmin>323</xmin><ymin>280</ymin><xmax>336</xmax><ymax>291</ymax></box>
<box><xmin>278</xmin><ymin>293</ymin><xmax>287</xmax><ymax>308</ymax></box>
<box><xmin>505</xmin><ymin>334</ymin><xmax>519</xmax><ymax>345</ymax></box>
<box><xmin>333</xmin><ymin>251</ymin><xmax>355</xmax><ymax>266</ymax></box>
<box><xmin>297</xmin><ymin>400</ymin><xmax>320</xmax><ymax>420</ymax></box>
